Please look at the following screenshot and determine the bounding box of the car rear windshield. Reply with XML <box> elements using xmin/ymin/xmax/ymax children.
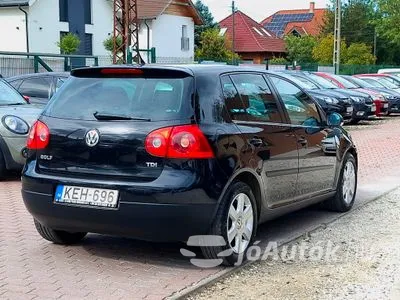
<box><xmin>44</xmin><ymin>75</ymin><xmax>194</xmax><ymax>121</ymax></box>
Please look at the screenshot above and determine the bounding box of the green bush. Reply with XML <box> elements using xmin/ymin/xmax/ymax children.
<box><xmin>57</xmin><ymin>33</ymin><xmax>80</xmax><ymax>55</ymax></box>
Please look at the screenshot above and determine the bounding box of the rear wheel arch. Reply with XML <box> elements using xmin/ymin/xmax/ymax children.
<box><xmin>232</xmin><ymin>171</ymin><xmax>263</xmax><ymax>218</ymax></box>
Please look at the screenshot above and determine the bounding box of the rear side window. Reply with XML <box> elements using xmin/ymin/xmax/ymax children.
<box><xmin>19</xmin><ymin>77</ymin><xmax>51</xmax><ymax>98</ymax></box>
<box><xmin>44</xmin><ymin>76</ymin><xmax>194</xmax><ymax>121</ymax></box>
<box><xmin>221</xmin><ymin>73</ymin><xmax>282</xmax><ymax>123</ymax></box>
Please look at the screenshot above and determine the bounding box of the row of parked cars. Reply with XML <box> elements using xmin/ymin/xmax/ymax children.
<box><xmin>0</xmin><ymin>66</ymin><xmax>396</xmax><ymax>264</ymax></box>
<box><xmin>277</xmin><ymin>71</ymin><xmax>400</xmax><ymax>124</ymax></box>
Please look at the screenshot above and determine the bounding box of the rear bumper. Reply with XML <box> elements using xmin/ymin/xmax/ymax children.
<box><xmin>21</xmin><ymin>163</ymin><xmax>219</xmax><ymax>242</ymax></box>
<box><xmin>22</xmin><ymin>190</ymin><xmax>216</xmax><ymax>242</ymax></box>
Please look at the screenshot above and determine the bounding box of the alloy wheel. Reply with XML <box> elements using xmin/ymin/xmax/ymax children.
<box><xmin>227</xmin><ymin>193</ymin><xmax>254</xmax><ymax>254</ymax></box>
<box><xmin>342</xmin><ymin>161</ymin><xmax>356</xmax><ymax>205</ymax></box>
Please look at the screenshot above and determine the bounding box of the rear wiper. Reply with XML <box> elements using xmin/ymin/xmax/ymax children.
<box><xmin>93</xmin><ymin>112</ymin><xmax>151</xmax><ymax>121</ymax></box>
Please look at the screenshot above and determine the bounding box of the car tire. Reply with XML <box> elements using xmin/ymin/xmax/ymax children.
<box><xmin>324</xmin><ymin>153</ymin><xmax>357</xmax><ymax>212</ymax></box>
<box><xmin>201</xmin><ymin>182</ymin><xmax>258</xmax><ymax>266</ymax></box>
<box><xmin>0</xmin><ymin>149</ymin><xmax>7</xmax><ymax>179</ymax></box>
<box><xmin>34</xmin><ymin>219</ymin><xmax>87</xmax><ymax>245</ymax></box>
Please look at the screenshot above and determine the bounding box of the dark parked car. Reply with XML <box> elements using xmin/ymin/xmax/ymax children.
<box><xmin>349</xmin><ymin>76</ymin><xmax>400</xmax><ymax>114</ymax></box>
<box><xmin>22</xmin><ymin>66</ymin><xmax>358</xmax><ymax>266</ymax></box>
<box><xmin>277</xmin><ymin>71</ymin><xmax>354</xmax><ymax>121</ymax></box>
<box><xmin>7</xmin><ymin>72</ymin><xmax>69</xmax><ymax>106</ymax></box>
<box><xmin>292</xmin><ymin>72</ymin><xmax>376</xmax><ymax>124</ymax></box>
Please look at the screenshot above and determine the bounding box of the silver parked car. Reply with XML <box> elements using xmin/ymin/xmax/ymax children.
<box><xmin>0</xmin><ymin>79</ymin><xmax>41</xmax><ymax>178</ymax></box>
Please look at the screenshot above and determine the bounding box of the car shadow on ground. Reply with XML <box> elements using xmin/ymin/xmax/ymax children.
<box><xmin>1</xmin><ymin>171</ymin><xmax>21</xmax><ymax>181</ymax></box>
<box><xmin>75</xmin><ymin>206</ymin><xmax>337</xmax><ymax>270</ymax></box>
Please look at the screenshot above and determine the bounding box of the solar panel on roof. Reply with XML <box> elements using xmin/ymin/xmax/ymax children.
<box><xmin>265</xmin><ymin>13</ymin><xmax>314</xmax><ymax>37</ymax></box>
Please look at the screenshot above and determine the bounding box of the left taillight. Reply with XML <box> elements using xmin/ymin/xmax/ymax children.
<box><xmin>27</xmin><ymin>120</ymin><xmax>50</xmax><ymax>150</ymax></box>
<box><xmin>145</xmin><ymin>125</ymin><xmax>214</xmax><ymax>159</ymax></box>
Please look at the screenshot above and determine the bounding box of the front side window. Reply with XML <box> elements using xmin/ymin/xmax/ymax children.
<box><xmin>19</xmin><ymin>77</ymin><xmax>51</xmax><ymax>99</ymax></box>
<box><xmin>221</xmin><ymin>74</ymin><xmax>282</xmax><ymax>123</ymax></box>
<box><xmin>271</xmin><ymin>77</ymin><xmax>321</xmax><ymax>126</ymax></box>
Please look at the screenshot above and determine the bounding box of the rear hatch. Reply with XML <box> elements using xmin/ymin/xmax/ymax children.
<box><xmin>37</xmin><ymin>67</ymin><xmax>195</xmax><ymax>182</ymax></box>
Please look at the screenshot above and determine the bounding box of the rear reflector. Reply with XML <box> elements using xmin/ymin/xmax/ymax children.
<box><xmin>145</xmin><ymin>125</ymin><xmax>214</xmax><ymax>159</ymax></box>
<box><xmin>27</xmin><ymin>120</ymin><xmax>50</xmax><ymax>150</ymax></box>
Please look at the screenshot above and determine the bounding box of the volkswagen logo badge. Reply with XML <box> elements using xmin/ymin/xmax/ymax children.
<box><xmin>85</xmin><ymin>129</ymin><xmax>100</xmax><ymax>147</ymax></box>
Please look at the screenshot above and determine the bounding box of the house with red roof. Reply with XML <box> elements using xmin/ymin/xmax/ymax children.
<box><xmin>261</xmin><ymin>2</ymin><xmax>327</xmax><ymax>38</ymax></box>
<box><xmin>219</xmin><ymin>11</ymin><xmax>286</xmax><ymax>64</ymax></box>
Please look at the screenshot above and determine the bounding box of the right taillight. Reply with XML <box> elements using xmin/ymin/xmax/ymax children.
<box><xmin>27</xmin><ymin>120</ymin><xmax>50</xmax><ymax>150</ymax></box>
<box><xmin>145</xmin><ymin>125</ymin><xmax>214</xmax><ymax>159</ymax></box>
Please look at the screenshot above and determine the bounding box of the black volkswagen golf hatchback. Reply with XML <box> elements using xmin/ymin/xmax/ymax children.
<box><xmin>22</xmin><ymin>65</ymin><xmax>358</xmax><ymax>265</ymax></box>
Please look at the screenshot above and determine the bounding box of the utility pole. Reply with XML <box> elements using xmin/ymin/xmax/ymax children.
<box><xmin>373</xmin><ymin>28</ymin><xmax>377</xmax><ymax>59</ymax></box>
<box><xmin>113</xmin><ymin>0</ymin><xmax>141</xmax><ymax>64</ymax></box>
<box><xmin>232</xmin><ymin>1</ymin><xmax>236</xmax><ymax>65</ymax></box>
<box><xmin>333</xmin><ymin>0</ymin><xmax>341</xmax><ymax>74</ymax></box>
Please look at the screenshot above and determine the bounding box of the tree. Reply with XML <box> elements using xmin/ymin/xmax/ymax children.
<box><xmin>345</xmin><ymin>43</ymin><xmax>376</xmax><ymax>65</ymax></box>
<box><xmin>195</xmin><ymin>28</ymin><xmax>239</xmax><ymax>62</ymax></box>
<box><xmin>322</xmin><ymin>0</ymin><xmax>376</xmax><ymax>47</ymax></box>
<box><xmin>57</xmin><ymin>33</ymin><xmax>80</xmax><ymax>55</ymax></box>
<box><xmin>376</xmin><ymin>0</ymin><xmax>400</xmax><ymax>47</ymax></box>
<box><xmin>313</xmin><ymin>34</ymin><xmax>347</xmax><ymax>65</ymax></box>
<box><xmin>194</xmin><ymin>0</ymin><xmax>217</xmax><ymax>48</ymax></box>
<box><xmin>103</xmin><ymin>36</ymin><xmax>123</xmax><ymax>54</ymax></box>
<box><xmin>284</xmin><ymin>35</ymin><xmax>317</xmax><ymax>64</ymax></box>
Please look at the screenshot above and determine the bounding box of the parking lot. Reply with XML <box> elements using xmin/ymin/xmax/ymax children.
<box><xmin>1</xmin><ymin>116</ymin><xmax>400</xmax><ymax>300</ymax></box>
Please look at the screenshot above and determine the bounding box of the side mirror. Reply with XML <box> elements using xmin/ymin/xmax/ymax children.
<box><xmin>327</xmin><ymin>112</ymin><xmax>343</xmax><ymax>127</ymax></box>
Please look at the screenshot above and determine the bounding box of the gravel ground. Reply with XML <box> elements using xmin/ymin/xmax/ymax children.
<box><xmin>188</xmin><ymin>188</ymin><xmax>400</xmax><ymax>300</ymax></box>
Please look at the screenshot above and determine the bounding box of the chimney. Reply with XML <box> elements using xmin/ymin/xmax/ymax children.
<box><xmin>310</xmin><ymin>2</ymin><xmax>315</xmax><ymax>13</ymax></box>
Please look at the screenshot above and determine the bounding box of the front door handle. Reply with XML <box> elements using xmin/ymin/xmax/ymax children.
<box><xmin>250</xmin><ymin>138</ymin><xmax>264</xmax><ymax>147</ymax></box>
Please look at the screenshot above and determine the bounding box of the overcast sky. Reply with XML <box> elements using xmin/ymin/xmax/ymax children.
<box><xmin>201</xmin><ymin>0</ymin><xmax>329</xmax><ymax>23</ymax></box>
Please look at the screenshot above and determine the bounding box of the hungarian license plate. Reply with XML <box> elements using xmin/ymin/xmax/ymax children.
<box><xmin>347</xmin><ymin>106</ymin><xmax>353</xmax><ymax>113</ymax></box>
<box><xmin>55</xmin><ymin>185</ymin><xmax>119</xmax><ymax>208</ymax></box>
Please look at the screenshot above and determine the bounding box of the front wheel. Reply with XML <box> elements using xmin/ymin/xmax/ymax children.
<box><xmin>34</xmin><ymin>219</ymin><xmax>87</xmax><ymax>245</ymax></box>
<box><xmin>201</xmin><ymin>182</ymin><xmax>258</xmax><ymax>266</ymax></box>
<box><xmin>324</xmin><ymin>153</ymin><xmax>357</xmax><ymax>212</ymax></box>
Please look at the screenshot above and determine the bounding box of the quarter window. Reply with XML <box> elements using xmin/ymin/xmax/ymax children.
<box><xmin>19</xmin><ymin>77</ymin><xmax>51</xmax><ymax>99</ymax></box>
<box><xmin>222</xmin><ymin>74</ymin><xmax>282</xmax><ymax>123</ymax></box>
<box><xmin>270</xmin><ymin>77</ymin><xmax>321</xmax><ymax>126</ymax></box>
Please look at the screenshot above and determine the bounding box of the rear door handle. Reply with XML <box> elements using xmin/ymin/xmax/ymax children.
<box><xmin>250</xmin><ymin>138</ymin><xmax>264</xmax><ymax>147</ymax></box>
<box><xmin>298</xmin><ymin>137</ymin><xmax>308</xmax><ymax>147</ymax></box>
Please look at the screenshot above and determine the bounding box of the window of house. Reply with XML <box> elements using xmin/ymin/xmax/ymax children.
<box><xmin>84</xmin><ymin>0</ymin><xmax>92</xmax><ymax>24</ymax></box>
<box><xmin>270</xmin><ymin>76</ymin><xmax>321</xmax><ymax>126</ymax></box>
<box><xmin>181</xmin><ymin>25</ymin><xmax>189</xmax><ymax>51</ymax></box>
<box><xmin>253</xmin><ymin>27</ymin><xmax>263</xmax><ymax>36</ymax></box>
<box><xmin>85</xmin><ymin>33</ymin><xmax>93</xmax><ymax>55</ymax></box>
<box><xmin>221</xmin><ymin>74</ymin><xmax>282</xmax><ymax>123</ymax></box>
<box><xmin>59</xmin><ymin>0</ymin><xmax>68</xmax><ymax>22</ymax></box>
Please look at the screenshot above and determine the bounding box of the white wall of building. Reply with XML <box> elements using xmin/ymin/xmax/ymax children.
<box><xmin>85</xmin><ymin>0</ymin><xmax>113</xmax><ymax>56</ymax></box>
<box><xmin>0</xmin><ymin>8</ymin><xmax>27</xmax><ymax>52</ymax></box>
<box><xmin>152</xmin><ymin>14</ymin><xmax>194</xmax><ymax>63</ymax></box>
<box><xmin>28</xmin><ymin>0</ymin><xmax>68</xmax><ymax>53</ymax></box>
<box><xmin>0</xmin><ymin>0</ymin><xmax>196</xmax><ymax>63</ymax></box>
